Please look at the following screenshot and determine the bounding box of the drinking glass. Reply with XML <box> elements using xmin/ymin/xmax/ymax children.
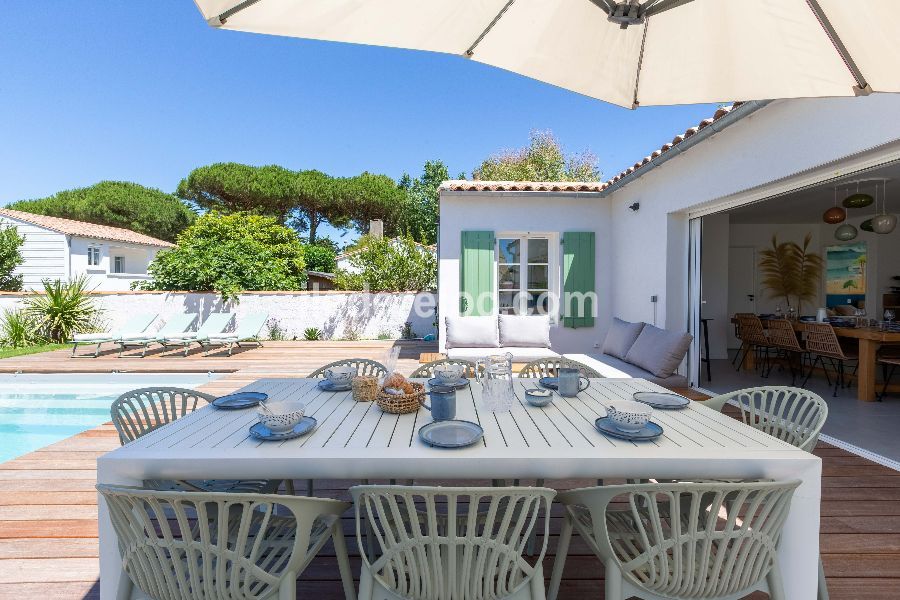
<box><xmin>886</xmin><ymin>309</ymin><xmax>896</xmax><ymax>325</ymax></box>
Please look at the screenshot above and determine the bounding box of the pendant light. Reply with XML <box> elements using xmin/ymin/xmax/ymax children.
<box><xmin>823</xmin><ymin>187</ymin><xmax>846</xmax><ymax>224</ymax></box>
<box><xmin>835</xmin><ymin>223</ymin><xmax>858</xmax><ymax>241</ymax></box>
<box><xmin>843</xmin><ymin>180</ymin><xmax>875</xmax><ymax>208</ymax></box>
<box><xmin>873</xmin><ymin>179</ymin><xmax>898</xmax><ymax>234</ymax></box>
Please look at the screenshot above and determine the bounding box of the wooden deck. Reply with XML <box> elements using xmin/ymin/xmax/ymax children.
<box><xmin>0</xmin><ymin>345</ymin><xmax>898</xmax><ymax>598</ymax></box>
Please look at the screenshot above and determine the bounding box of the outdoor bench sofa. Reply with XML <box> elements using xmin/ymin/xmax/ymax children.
<box><xmin>442</xmin><ymin>314</ymin><xmax>560</xmax><ymax>362</ymax></box>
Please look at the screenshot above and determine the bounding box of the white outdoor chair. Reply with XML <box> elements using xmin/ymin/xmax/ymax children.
<box><xmin>158</xmin><ymin>312</ymin><xmax>234</xmax><ymax>356</ymax></box>
<box><xmin>351</xmin><ymin>485</ymin><xmax>555</xmax><ymax>600</ymax></box>
<box><xmin>517</xmin><ymin>357</ymin><xmax>602</xmax><ymax>379</ymax></box>
<box><xmin>701</xmin><ymin>386</ymin><xmax>828</xmax><ymax>453</ymax></box>
<box><xmin>202</xmin><ymin>312</ymin><xmax>269</xmax><ymax>356</ymax></box>
<box><xmin>70</xmin><ymin>313</ymin><xmax>158</xmax><ymax>358</ymax></box>
<box><xmin>410</xmin><ymin>358</ymin><xmax>477</xmax><ymax>379</ymax></box>
<box><xmin>110</xmin><ymin>387</ymin><xmax>280</xmax><ymax>495</ymax></box>
<box><xmin>548</xmin><ymin>479</ymin><xmax>801</xmax><ymax>600</ymax></box>
<box><xmin>309</xmin><ymin>358</ymin><xmax>388</xmax><ymax>378</ymax></box>
<box><xmin>97</xmin><ymin>484</ymin><xmax>356</xmax><ymax>600</ymax></box>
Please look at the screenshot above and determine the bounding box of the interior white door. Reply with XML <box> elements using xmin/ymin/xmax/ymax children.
<box><xmin>727</xmin><ymin>246</ymin><xmax>756</xmax><ymax>348</ymax></box>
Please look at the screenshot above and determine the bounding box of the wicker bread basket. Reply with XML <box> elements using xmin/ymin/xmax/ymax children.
<box><xmin>352</xmin><ymin>376</ymin><xmax>379</xmax><ymax>402</ymax></box>
<box><xmin>376</xmin><ymin>382</ymin><xmax>425</xmax><ymax>414</ymax></box>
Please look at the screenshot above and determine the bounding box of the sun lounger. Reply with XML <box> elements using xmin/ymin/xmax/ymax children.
<box><xmin>202</xmin><ymin>312</ymin><xmax>268</xmax><ymax>356</ymax></box>
<box><xmin>70</xmin><ymin>313</ymin><xmax>158</xmax><ymax>358</ymax></box>
<box><xmin>118</xmin><ymin>313</ymin><xmax>198</xmax><ymax>358</ymax></box>
<box><xmin>159</xmin><ymin>313</ymin><xmax>234</xmax><ymax>356</ymax></box>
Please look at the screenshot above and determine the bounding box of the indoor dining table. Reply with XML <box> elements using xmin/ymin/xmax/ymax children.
<box><xmin>97</xmin><ymin>377</ymin><xmax>822</xmax><ymax>599</ymax></box>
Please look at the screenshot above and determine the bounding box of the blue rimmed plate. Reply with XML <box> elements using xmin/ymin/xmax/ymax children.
<box><xmin>212</xmin><ymin>391</ymin><xmax>267</xmax><ymax>409</ymax></box>
<box><xmin>249</xmin><ymin>417</ymin><xmax>317</xmax><ymax>441</ymax></box>
<box><xmin>317</xmin><ymin>380</ymin><xmax>352</xmax><ymax>392</ymax></box>
<box><xmin>426</xmin><ymin>377</ymin><xmax>470</xmax><ymax>389</ymax></box>
<box><xmin>419</xmin><ymin>420</ymin><xmax>484</xmax><ymax>448</ymax></box>
<box><xmin>538</xmin><ymin>376</ymin><xmax>558</xmax><ymax>389</ymax></box>
<box><xmin>595</xmin><ymin>417</ymin><xmax>663</xmax><ymax>441</ymax></box>
<box><xmin>633</xmin><ymin>391</ymin><xmax>690</xmax><ymax>410</ymax></box>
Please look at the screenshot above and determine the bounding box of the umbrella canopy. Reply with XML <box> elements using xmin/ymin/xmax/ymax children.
<box><xmin>193</xmin><ymin>0</ymin><xmax>900</xmax><ymax>108</ymax></box>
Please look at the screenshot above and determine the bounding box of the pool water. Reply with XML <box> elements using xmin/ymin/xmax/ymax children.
<box><xmin>0</xmin><ymin>373</ymin><xmax>222</xmax><ymax>463</ymax></box>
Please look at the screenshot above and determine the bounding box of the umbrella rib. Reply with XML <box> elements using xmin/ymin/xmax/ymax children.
<box><xmin>630</xmin><ymin>18</ymin><xmax>650</xmax><ymax>109</ymax></box>
<box><xmin>642</xmin><ymin>0</ymin><xmax>696</xmax><ymax>18</ymax></box>
<box><xmin>207</xmin><ymin>0</ymin><xmax>266</xmax><ymax>27</ymax></box>
<box><xmin>465</xmin><ymin>0</ymin><xmax>518</xmax><ymax>57</ymax></box>
<box><xmin>804</xmin><ymin>0</ymin><xmax>871</xmax><ymax>95</ymax></box>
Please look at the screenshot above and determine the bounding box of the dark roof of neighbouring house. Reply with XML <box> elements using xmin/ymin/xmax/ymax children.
<box><xmin>0</xmin><ymin>208</ymin><xmax>174</xmax><ymax>247</ymax></box>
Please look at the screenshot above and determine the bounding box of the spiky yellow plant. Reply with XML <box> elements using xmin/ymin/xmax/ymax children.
<box><xmin>758</xmin><ymin>233</ymin><xmax>823</xmax><ymax>314</ymax></box>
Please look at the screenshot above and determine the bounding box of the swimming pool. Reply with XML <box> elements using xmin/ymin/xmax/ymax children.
<box><xmin>0</xmin><ymin>373</ymin><xmax>222</xmax><ymax>463</ymax></box>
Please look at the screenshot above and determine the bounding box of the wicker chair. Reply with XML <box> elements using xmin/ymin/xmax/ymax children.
<box><xmin>352</xmin><ymin>485</ymin><xmax>555</xmax><ymax>600</ymax></box>
<box><xmin>879</xmin><ymin>356</ymin><xmax>900</xmax><ymax>400</ymax></box>
<box><xmin>764</xmin><ymin>318</ymin><xmax>806</xmax><ymax>384</ymax></box>
<box><xmin>548</xmin><ymin>479</ymin><xmax>801</xmax><ymax>600</ymax></box>
<box><xmin>517</xmin><ymin>357</ymin><xmax>602</xmax><ymax>379</ymax></box>
<box><xmin>802</xmin><ymin>322</ymin><xmax>858</xmax><ymax>396</ymax></box>
<box><xmin>410</xmin><ymin>358</ymin><xmax>477</xmax><ymax>379</ymax></box>
<box><xmin>734</xmin><ymin>314</ymin><xmax>774</xmax><ymax>373</ymax></box>
<box><xmin>98</xmin><ymin>484</ymin><xmax>355</xmax><ymax>600</ymax></box>
<box><xmin>110</xmin><ymin>387</ymin><xmax>280</xmax><ymax>494</ymax></box>
<box><xmin>308</xmin><ymin>358</ymin><xmax>388</xmax><ymax>378</ymax></box>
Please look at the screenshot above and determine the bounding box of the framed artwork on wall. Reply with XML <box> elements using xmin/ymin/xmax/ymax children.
<box><xmin>825</xmin><ymin>242</ymin><xmax>867</xmax><ymax>308</ymax></box>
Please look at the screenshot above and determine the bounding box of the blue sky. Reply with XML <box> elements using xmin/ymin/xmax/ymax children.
<box><xmin>0</xmin><ymin>1</ymin><xmax>718</xmax><ymax>241</ymax></box>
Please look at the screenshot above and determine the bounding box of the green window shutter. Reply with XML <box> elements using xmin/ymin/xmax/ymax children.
<box><xmin>562</xmin><ymin>231</ymin><xmax>595</xmax><ymax>328</ymax></box>
<box><xmin>460</xmin><ymin>231</ymin><xmax>494</xmax><ymax>316</ymax></box>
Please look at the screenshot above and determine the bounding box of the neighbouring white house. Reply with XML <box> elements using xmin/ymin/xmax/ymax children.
<box><xmin>0</xmin><ymin>208</ymin><xmax>173</xmax><ymax>291</ymax></box>
<box><xmin>438</xmin><ymin>93</ymin><xmax>900</xmax><ymax>387</ymax></box>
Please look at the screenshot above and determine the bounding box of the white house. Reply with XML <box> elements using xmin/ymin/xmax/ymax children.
<box><xmin>0</xmin><ymin>208</ymin><xmax>173</xmax><ymax>291</ymax></box>
<box><xmin>438</xmin><ymin>94</ymin><xmax>900</xmax><ymax>387</ymax></box>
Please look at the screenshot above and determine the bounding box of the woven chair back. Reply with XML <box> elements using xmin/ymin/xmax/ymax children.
<box><xmin>308</xmin><ymin>358</ymin><xmax>388</xmax><ymax>378</ymax></box>
<box><xmin>803</xmin><ymin>322</ymin><xmax>846</xmax><ymax>360</ymax></box>
<box><xmin>111</xmin><ymin>387</ymin><xmax>215</xmax><ymax>445</ymax></box>
<box><xmin>518</xmin><ymin>358</ymin><xmax>602</xmax><ymax>379</ymax></box>
<box><xmin>765</xmin><ymin>318</ymin><xmax>803</xmax><ymax>352</ymax></box>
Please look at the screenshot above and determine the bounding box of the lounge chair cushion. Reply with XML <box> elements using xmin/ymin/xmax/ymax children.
<box><xmin>444</xmin><ymin>316</ymin><xmax>499</xmax><ymax>349</ymax></box>
<box><xmin>624</xmin><ymin>325</ymin><xmax>693</xmax><ymax>378</ymax></box>
<box><xmin>601</xmin><ymin>318</ymin><xmax>645</xmax><ymax>359</ymax></box>
<box><xmin>447</xmin><ymin>347</ymin><xmax>560</xmax><ymax>361</ymax></box>
<box><xmin>73</xmin><ymin>333</ymin><xmax>114</xmax><ymax>342</ymax></box>
<box><xmin>498</xmin><ymin>315</ymin><xmax>551</xmax><ymax>348</ymax></box>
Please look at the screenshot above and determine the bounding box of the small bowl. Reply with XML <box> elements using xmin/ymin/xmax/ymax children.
<box><xmin>257</xmin><ymin>400</ymin><xmax>305</xmax><ymax>433</ymax></box>
<box><xmin>525</xmin><ymin>388</ymin><xmax>553</xmax><ymax>407</ymax></box>
<box><xmin>325</xmin><ymin>365</ymin><xmax>355</xmax><ymax>386</ymax></box>
<box><xmin>605</xmin><ymin>400</ymin><xmax>652</xmax><ymax>432</ymax></box>
<box><xmin>434</xmin><ymin>363</ymin><xmax>465</xmax><ymax>384</ymax></box>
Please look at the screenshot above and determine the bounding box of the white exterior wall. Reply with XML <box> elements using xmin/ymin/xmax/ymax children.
<box><xmin>0</xmin><ymin>291</ymin><xmax>437</xmax><ymax>341</ymax></box>
<box><xmin>0</xmin><ymin>216</ymin><xmax>67</xmax><ymax>288</ymax></box>
<box><xmin>608</xmin><ymin>94</ymin><xmax>900</xmax><ymax>336</ymax></box>
<box><xmin>69</xmin><ymin>236</ymin><xmax>159</xmax><ymax>291</ymax></box>
<box><xmin>438</xmin><ymin>191</ymin><xmax>611</xmax><ymax>354</ymax></box>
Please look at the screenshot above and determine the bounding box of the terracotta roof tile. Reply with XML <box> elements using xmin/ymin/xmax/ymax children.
<box><xmin>441</xmin><ymin>103</ymin><xmax>743</xmax><ymax>195</ymax></box>
<box><xmin>0</xmin><ymin>208</ymin><xmax>174</xmax><ymax>247</ymax></box>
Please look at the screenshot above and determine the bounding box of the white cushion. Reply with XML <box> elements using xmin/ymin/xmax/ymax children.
<box><xmin>498</xmin><ymin>315</ymin><xmax>551</xmax><ymax>348</ymax></box>
<box><xmin>444</xmin><ymin>316</ymin><xmax>499</xmax><ymax>349</ymax></box>
<box><xmin>73</xmin><ymin>333</ymin><xmax>113</xmax><ymax>342</ymax></box>
<box><xmin>448</xmin><ymin>347</ymin><xmax>560</xmax><ymax>361</ymax></box>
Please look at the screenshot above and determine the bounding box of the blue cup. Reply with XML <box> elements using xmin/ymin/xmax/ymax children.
<box><xmin>422</xmin><ymin>385</ymin><xmax>457</xmax><ymax>420</ymax></box>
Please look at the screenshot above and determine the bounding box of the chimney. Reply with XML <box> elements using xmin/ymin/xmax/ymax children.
<box><xmin>369</xmin><ymin>219</ymin><xmax>384</xmax><ymax>239</ymax></box>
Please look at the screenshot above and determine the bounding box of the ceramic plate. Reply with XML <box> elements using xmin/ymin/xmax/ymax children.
<box><xmin>249</xmin><ymin>417</ymin><xmax>317</xmax><ymax>441</ymax></box>
<box><xmin>427</xmin><ymin>377</ymin><xmax>470</xmax><ymax>389</ymax></box>
<box><xmin>633</xmin><ymin>391</ymin><xmax>690</xmax><ymax>409</ymax></box>
<box><xmin>317</xmin><ymin>380</ymin><xmax>352</xmax><ymax>392</ymax></box>
<box><xmin>594</xmin><ymin>417</ymin><xmax>663</xmax><ymax>441</ymax></box>
<box><xmin>538</xmin><ymin>377</ymin><xmax>558</xmax><ymax>389</ymax></box>
<box><xmin>212</xmin><ymin>391</ymin><xmax>268</xmax><ymax>409</ymax></box>
<box><xmin>419</xmin><ymin>420</ymin><xmax>484</xmax><ymax>448</ymax></box>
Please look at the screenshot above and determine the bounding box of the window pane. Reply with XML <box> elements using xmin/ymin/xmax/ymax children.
<box><xmin>528</xmin><ymin>265</ymin><xmax>548</xmax><ymax>289</ymax></box>
<box><xmin>527</xmin><ymin>292</ymin><xmax>550</xmax><ymax>315</ymax></box>
<box><xmin>528</xmin><ymin>238</ymin><xmax>549</xmax><ymax>263</ymax></box>
<box><xmin>498</xmin><ymin>239</ymin><xmax>520</xmax><ymax>264</ymax></box>
<box><xmin>498</xmin><ymin>265</ymin><xmax>520</xmax><ymax>290</ymax></box>
<box><xmin>499</xmin><ymin>292</ymin><xmax>518</xmax><ymax>314</ymax></box>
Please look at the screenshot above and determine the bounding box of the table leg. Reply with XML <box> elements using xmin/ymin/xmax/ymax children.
<box><xmin>857</xmin><ymin>338</ymin><xmax>880</xmax><ymax>402</ymax></box>
<box><xmin>740</xmin><ymin>343</ymin><xmax>756</xmax><ymax>371</ymax></box>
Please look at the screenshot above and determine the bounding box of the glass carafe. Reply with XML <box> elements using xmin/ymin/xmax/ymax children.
<box><xmin>475</xmin><ymin>353</ymin><xmax>515</xmax><ymax>412</ymax></box>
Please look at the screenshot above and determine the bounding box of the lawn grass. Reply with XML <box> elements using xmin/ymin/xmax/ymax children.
<box><xmin>0</xmin><ymin>343</ymin><xmax>68</xmax><ymax>359</ymax></box>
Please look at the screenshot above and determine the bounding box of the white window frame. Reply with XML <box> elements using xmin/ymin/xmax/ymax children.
<box><xmin>495</xmin><ymin>231</ymin><xmax>559</xmax><ymax>319</ymax></box>
<box><xmin>87</xmin><ymin>246</ymin><xmax>101</xmax><ymax>267</ymax></box>
<box><xmin>113</xmin><ymin>256</ymin><xmax>125</xmax><ymax>274</ymax></box>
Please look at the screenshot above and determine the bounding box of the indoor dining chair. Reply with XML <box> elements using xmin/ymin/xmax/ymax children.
<box><xmin>733</xmin><ymin>314</ymin><xmax>774</xmax><ymax>373</ymax></box>
<box><xmin>97</xmin><ymin>484</ymin><xmax>356</xmax><ymax>600</ymax></box>
<box><xmin>802</xmin><ymin>322</ymin><xmax>858</xmax><ymax>396</ymax></box>
<box><xmin>548</xmin><ymin>479</ymin><xmax>801</xmax><ymax>600</ymax></box>
<box><xmin>517</xmin><ymin>357</ymin><xmax>602</xmax><ymax>379</ymax></box>
<box><xmin>351</xmin><ymin>484</ymin><xmax>555</xmax><ymax>600</ymax></box>
<box><xmin>110</xmin><ymin>387</ymin><xmax>281</xmax><ymax>494</ymax></box>
<box><xmin>764</xmin><ymin>318</ymin><xmax>806</xmax><ymax>384</ymax></box>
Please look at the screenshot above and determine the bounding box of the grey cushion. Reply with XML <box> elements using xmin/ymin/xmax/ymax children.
<box><xmin>624</xmin><ymin>325</ymin><xmax>693</xmax><ymax>378</ymax></box>
<box><xmin>601</xmin><ymin>318</ymin><xmax>645</xmax><ymax>359</ymax></box>
<box><xmin>570</xmin><ymin>353</ymin><xmax>689</xmax><ymax>388</ymax></box>
<box><xmin>444</xmin><ymin>316</ymin><xmax>499</xmax><ymax>349</ymax></box>
<box><xmin>498</xmin><ymin>314</ymin><xmax>551</xmax><ymax>348</ymax></box>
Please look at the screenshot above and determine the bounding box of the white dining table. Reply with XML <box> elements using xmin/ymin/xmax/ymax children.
<box><xmin>97</xmin><ymin>377</ymin><xmax>822</xmax><ymax>599</ymax></box>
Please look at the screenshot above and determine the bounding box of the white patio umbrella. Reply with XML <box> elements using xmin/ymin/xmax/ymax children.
<box><xmin>193</xmin><ymin>0</ymin><xmax>900</xmax><ymax>108</ymax></box>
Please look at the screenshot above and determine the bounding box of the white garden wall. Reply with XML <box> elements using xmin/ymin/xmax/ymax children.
<box><xmin>0</xmin><ymin>291</ymin><xmax>437</xmax><ymax>341</ymax></box>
